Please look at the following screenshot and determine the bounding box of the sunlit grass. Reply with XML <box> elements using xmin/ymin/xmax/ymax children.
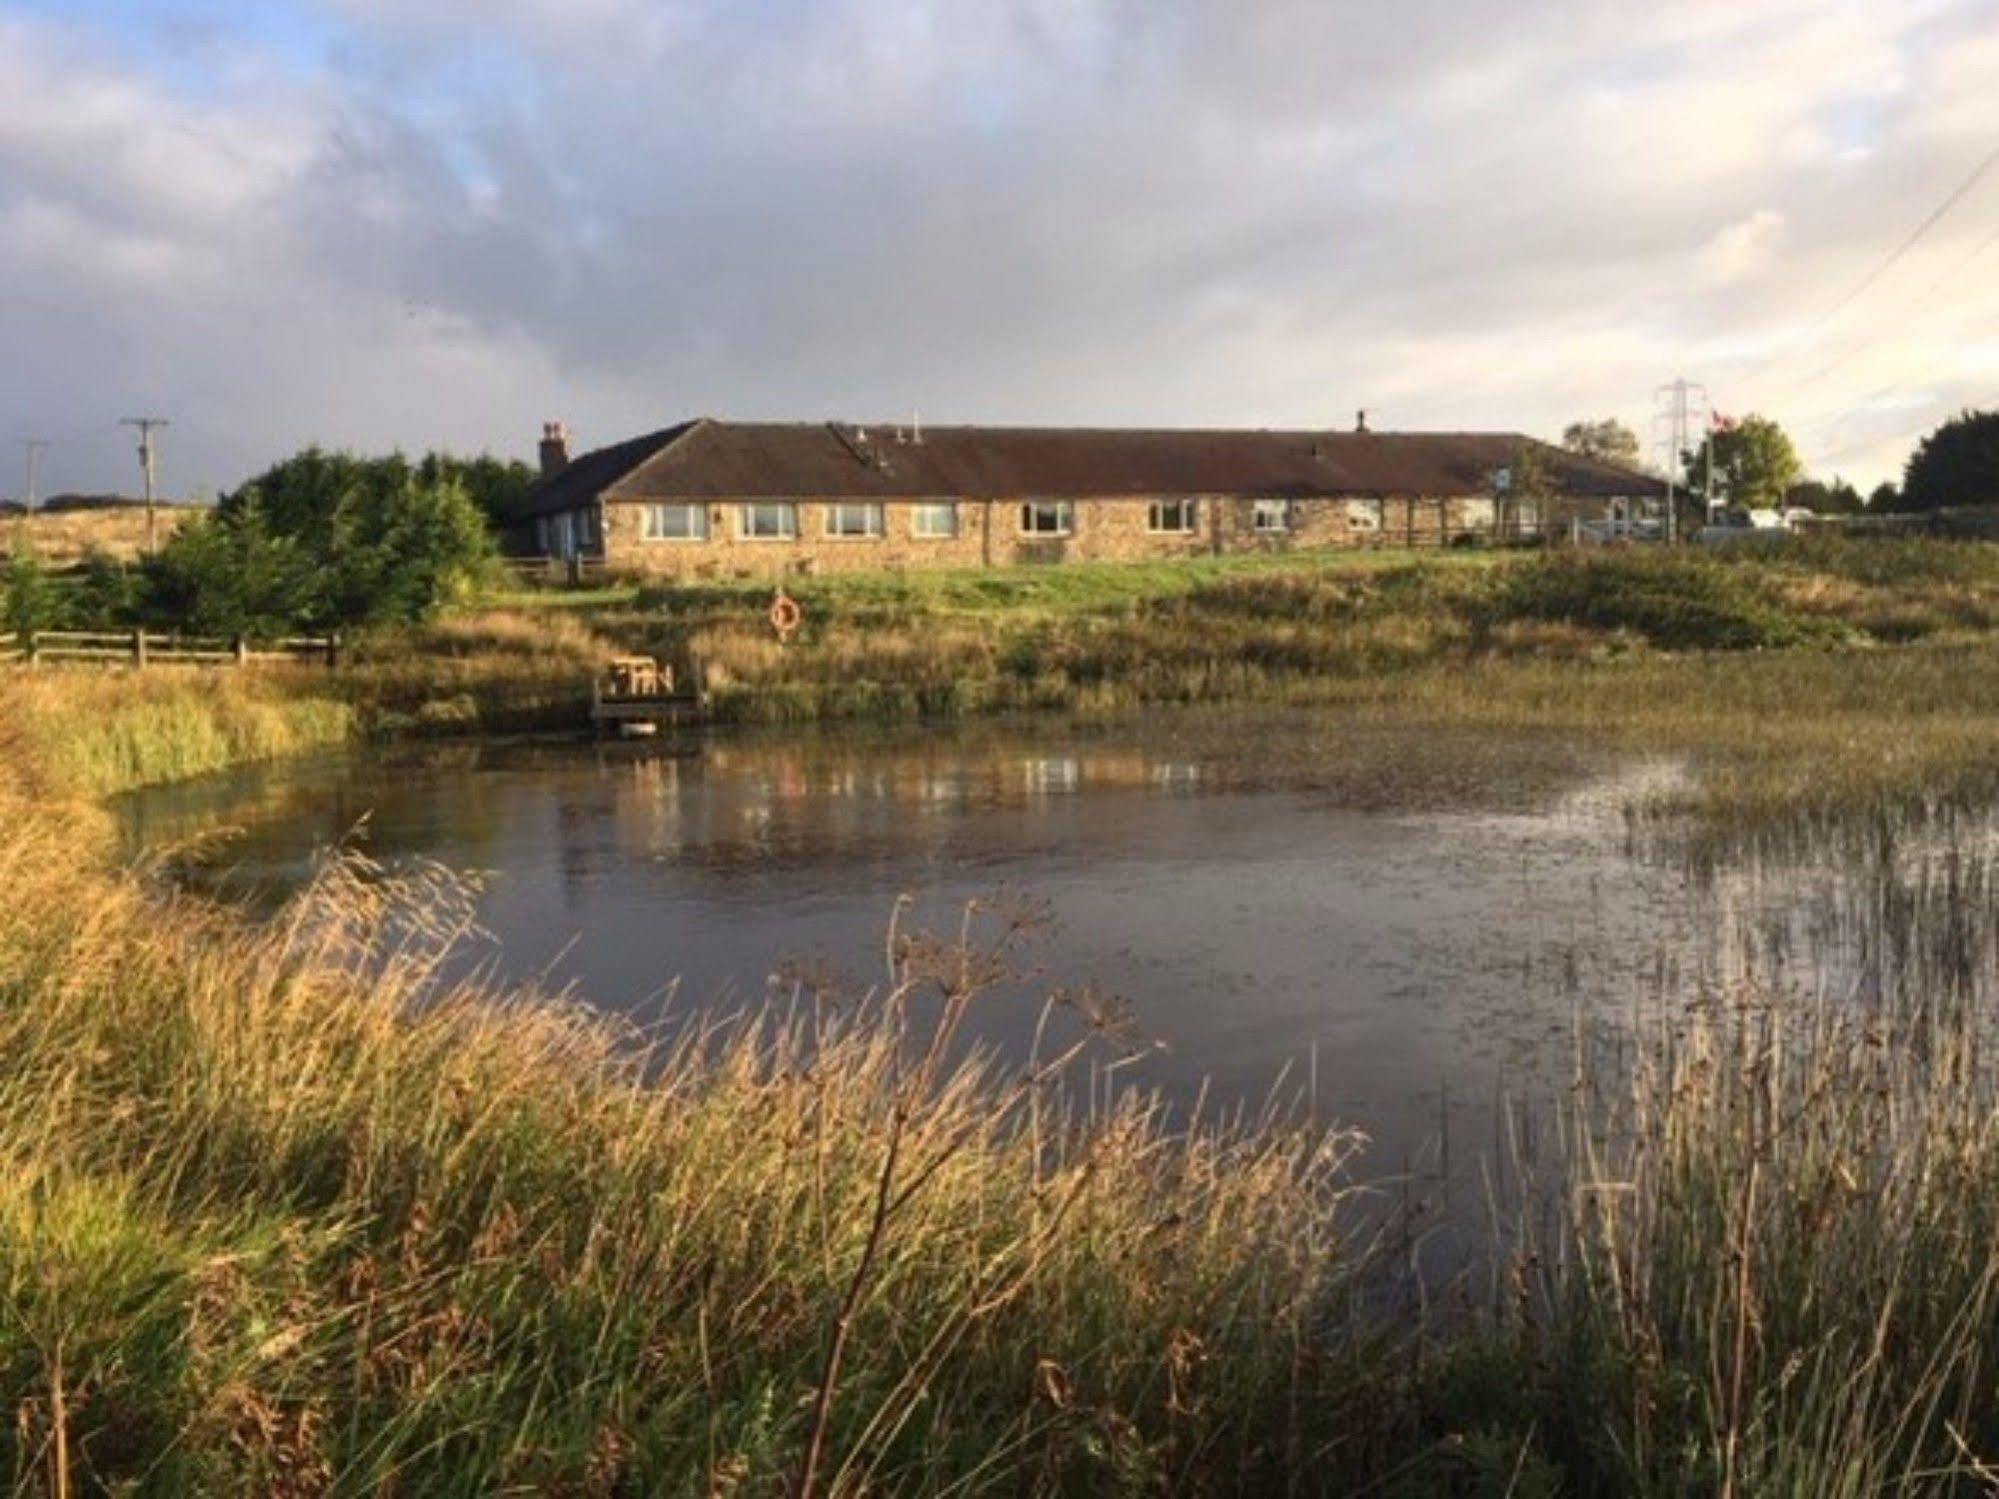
<box><xmin>0</xmin><ymin>668</ymin><xmax>351</xmax><ymax>797</ymax></box>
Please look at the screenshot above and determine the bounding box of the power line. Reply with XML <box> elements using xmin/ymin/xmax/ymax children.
<box><xmin>17</xmin><ymin>440</ymin><xmax>48</xmax><ymax>510</ymax></box>
<box><xmin>1736</xmin><ymin>137</ymin><xmax>1999</xmax><ymax>392</ymax></box>
<box><xmin>1653</xmin><ymin>378</ymin><xmax>1712</xmax><ymax>536</ymax></box>
<box><xmin>1779</xmin><ymin>222</ymin><xmax>1999</xmax><ymax>402</ymax></box>
<box><xmin>1807</xmin><ymin>387</ymin><xmax>1995</xmax><ymax>470</ymax></box>
<box><xmin>120</xmin><ymin>417</ymin><xmax>169</xmax><ymax>555</ymax></box>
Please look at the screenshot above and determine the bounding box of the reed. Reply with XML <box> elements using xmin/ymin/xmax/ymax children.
<box><xmin>0</xmin><ymin>668</ymin><xmax>351</xmax><ymax>797</ymax></box>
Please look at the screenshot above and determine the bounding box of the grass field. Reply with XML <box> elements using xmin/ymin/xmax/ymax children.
<box><xmin>539</xmin><ymin>537</ymin><xmax>1999</xmax><ymax>725</ymax></box>
<box><xmin>3</xmin><ymin>506</ymin><xmax>195</xmax><ymax>566</ymax></box>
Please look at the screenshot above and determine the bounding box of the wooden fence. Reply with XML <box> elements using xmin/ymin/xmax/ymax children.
<box><xmin>0</xmin><ymin>629</ymin><xmax>338</xmax><ymax>670</ymax></box>
<box><xmin>499</xmin><ymin>556</ymin><xmax>612</xmax><ymax>589</ymax></box>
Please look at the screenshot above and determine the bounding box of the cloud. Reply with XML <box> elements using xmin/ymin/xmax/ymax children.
<box><xmin>1700</xmin><ymin>210</ymin><xmax>1788</xmax><ymax>286</ymax></box>
<box><xmin>2</xmin><ymin>0</ymin><xmax>1997</xmax><ymax>497</ymax></box>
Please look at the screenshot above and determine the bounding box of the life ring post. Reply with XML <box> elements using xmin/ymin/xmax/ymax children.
<box><xmin>769</xmin><ymin>588</ymin><xmax>803</xmax><ymax>645</ymax></box>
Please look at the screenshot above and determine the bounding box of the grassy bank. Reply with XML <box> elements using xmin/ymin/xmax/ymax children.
<box><xmin>18</xmin><ymin>537</ymin><xmax>1999</xmax><ymax>841</ymax></box>
<box><xmin>0</xmin><ymin>611</ymin><xmax>607</xmax><ymax>799</ymax></box>
<box><xmin>9</xmin><ymin>660</ymin><xmax>1999</xmax><ymax>1489</ymax></box>
<box><xmin>0</xmin><ymin>671</ymin><xmax>353</xmax><ymax>799</ymax></box>
<box><xmin>531</xmin><ymin>537</ymin><xmax>1999</xmax><ymax>725</ymax></box>
<box><xmin>494</xmin><ymin>539</ymin><xmax>1999</xmax><ymax>855</ymax></box>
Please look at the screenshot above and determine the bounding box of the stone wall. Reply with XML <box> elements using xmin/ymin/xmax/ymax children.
<box><xmin>573</xmin><ymin>494</ymin><xmax>1550</xmax><ymax>579</ymax></box>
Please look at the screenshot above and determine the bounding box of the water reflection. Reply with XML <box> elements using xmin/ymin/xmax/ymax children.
<box><xmin>118</xmin><ymin>714</ymin><xmax>1679</xmax><ymax>1189</ymax></box>
<box><xmin>118</xmin><ymin>710</ymin><xmax>1999</xmax><ymax>1226</ymax></box>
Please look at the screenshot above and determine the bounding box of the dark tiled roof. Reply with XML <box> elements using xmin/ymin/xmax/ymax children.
<box><xmin>523</xmin><ymin>419</ymin><xmax>1663</xmax><ymax>516</ymax></box>
<box><xmin>523</xmin><ymin>422</ymin><xmax>701</xmax><ymax>520</ymax></box>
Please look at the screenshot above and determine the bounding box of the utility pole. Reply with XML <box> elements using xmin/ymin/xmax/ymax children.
<box><xmin>1652</xmin><ymin>379</ymin><xmax>1710</xmax><ymax>545</ymax></box>
<box><xmin>18</xmin><ymin>439</ymin><xmax>47</xmax><ymax>510</ymax></box>
<box><xmin>121</xmin><ymin>417</ymin><xmax>169</xmax><ymax>554</ymax></box>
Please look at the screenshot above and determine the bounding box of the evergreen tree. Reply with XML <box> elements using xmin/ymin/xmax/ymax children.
<box><xmin>1902</xmin><ymin>410</ymin><xmax>1999</xmax><ymax>512</ymax></box>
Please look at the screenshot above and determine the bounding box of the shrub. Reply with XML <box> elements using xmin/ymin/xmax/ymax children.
<box><xmin>142</xmin><ymin>501</ymin><xmax>323</xmax><ymax>640</ymax></box>
<box><xmin>1487</xmin><ymin>552</ymin><xmax>1845</xmax><ymax>651</ymax></box>
<box><xmin>0</xmin><ymin>553</ymin><xmax>65</xmax><ymax>635</ymax></box>
<box><xmin>144</xmin><ymin>449</ymin><xmax>503</xmax><ymax>638</ymax></box>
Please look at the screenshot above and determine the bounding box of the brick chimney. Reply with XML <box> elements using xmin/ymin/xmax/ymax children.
<box><xmin>539</xmin><ymin>421</ymin><xmax>571</xmax><ymax>477</ymax></box>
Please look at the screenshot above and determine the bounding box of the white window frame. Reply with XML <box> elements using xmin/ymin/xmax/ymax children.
<box><xmin>1253</xmin><ymin>499</ymin><xmax>1291</xmax><ymax>533</ymax></box>
<box><xmin>826</xmin><ymin>502</ymin><xmax>885</xmax><ymax>539</ymax></box>
<box><xmin>1344</xmin><ymin>498</ymin><xmax>1383</xmax><ymax>532</ymax></box>
<box><xmin>642</xmin><ymin>502</ymin><xmax>709</xmax><ymax>543</ymax></box>
<box><xmin>1148</xmin><ymin>498</ymin><xmax>1199</xmax><ymax>534</ymax></box>
<box><xmin>1020</xmin><ymin>500</ymin><xmax>1074</xmax><ymax>536</ymax></box>
<box><xmin>911</xmin><ymin>502</ymin><xmax>959</xmax><ymax>539</ymax></box>
<box><xmin>738</xmin><ymin>502</ymin><xmax>799</xmax><ymax>541</ymax></box>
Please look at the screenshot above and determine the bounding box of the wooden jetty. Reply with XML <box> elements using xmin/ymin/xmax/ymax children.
<box><xmin>590</xmin><ymin>654</ymin><xmax>705</xmax><ymax>734</ymax></box>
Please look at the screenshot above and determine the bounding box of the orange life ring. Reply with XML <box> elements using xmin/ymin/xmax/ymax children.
<box><xmin>769</xmin><ymin>591</ymin><xmax>802</xmax><ymax>640</ymax></box>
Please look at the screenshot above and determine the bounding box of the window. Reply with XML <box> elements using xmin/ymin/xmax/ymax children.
<box><xmin>1253</xmin><ymin>499</ymin><xmax>1291</xmax><ymax>533</ymax></box>
<box><xmin>911</xmin><ymin>502</ymin><xmax>958</xmax><ymax>539</ymax></box>
<box><xmin>826</xmin><ymin>503</ymin><xmax>885</xmax><ymax>538</ymax></box>
<box><xmin>1020</xmin><ymin>501</ymin><xmax>1074</xmax><ymax>535</ymax></box>
<box><xmin>1344</xmin><ymin>498</ymin><xmax>1383</xmax><ymax>531</ymax></box>
<box><xmin>738</xmin><ymin>503</ymin><xmax>798</xmax><ymax>540</ymax></box>
<box><xmin>1148</xmin><ymin>498</ymin><xmax>1199</xmax><ymax>534</ymax></box>
<box><xmin>643</xmin><ymin>503</ymin><xmax>709</xmax><ymax>542</ymax></box>
<box><xmin>550</xmin><ymin>512</ymin><xmax>575</xmax><ymax>559</ymax></box>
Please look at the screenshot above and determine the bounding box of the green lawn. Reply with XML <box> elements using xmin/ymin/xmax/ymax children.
<box><xmin>484</xmin><ymin>546</ymin><xmax>1511</xmax><ymax>622</ymax></box>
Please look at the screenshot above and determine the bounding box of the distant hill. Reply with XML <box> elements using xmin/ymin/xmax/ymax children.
<box><xmin>2</xmin><ymin>501</ymin><xmax>198</xmax><ymax>564</ymax></box>
<box><xmin>37</xmin><ymin>493</ymin><xmax>191</xmax><ymax>514</ymax></box>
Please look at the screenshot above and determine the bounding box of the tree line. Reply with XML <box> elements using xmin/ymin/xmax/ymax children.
<box><xmin>3</xmin><ymin>450</ymin><xmax>531</xmax><ymax>640</ymax></box>
<box><xmin>1561</xmin><ymin>408</ymin><xmax>1999</xmax><ymax>517</ymax></box>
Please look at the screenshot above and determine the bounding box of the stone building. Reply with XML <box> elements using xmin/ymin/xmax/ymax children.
<box><xmin>517</xmin><ymin>417</ymin><xmax>1663</xmax><ymax>578</ymax></box>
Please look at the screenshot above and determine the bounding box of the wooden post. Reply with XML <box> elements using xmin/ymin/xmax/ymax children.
<box><xmin>133</xmin><ymin>628</ymin><xmax>147</xmax><ymax>669</ymax></box>
<box><xmin>233</xmin><ymin>635</ymin><xmax>249</xmax><ymax>667</ymax></box>
<box><xmin>326</xmin><ymin>632</ymin><xmax>341</xmax><ymax>671</ymax></box>
<box><xmin>24</xmin><ymin>630</ymin><xmax>36</xmax><ymax>667</ymax></box>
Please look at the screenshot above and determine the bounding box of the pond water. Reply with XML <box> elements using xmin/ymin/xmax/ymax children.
<box><xmin>116</xmin><ymin>709</ymin><xmax>1921</xmax><ymax>1203</ymax></box>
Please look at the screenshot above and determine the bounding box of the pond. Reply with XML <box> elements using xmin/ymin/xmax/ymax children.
<box><xmin>117</xmin><ymin>708</ymin><xmax>1961</xmax><ymax>1210</ymax></box>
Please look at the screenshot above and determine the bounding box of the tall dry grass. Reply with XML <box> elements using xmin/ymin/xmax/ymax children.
<box><xmin>0</xmin><ymin>668</ymin><xmax>351</xmax><ymax>797</ymax></box>
<box><xmin>0</xmin><ymin>771</ymin><xmax>1371</xmax><ymax>1492</ymax></box>
<box><xmin>2</xmin><ymin>507</ymin><xmax>194</xmax><ymax>566</ymax></box>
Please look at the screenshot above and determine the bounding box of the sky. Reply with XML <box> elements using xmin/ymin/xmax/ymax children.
<box><xmin>3</xmin><ymin>0</ymin><xmax>1998</xmax><ymax>500</ymax></box>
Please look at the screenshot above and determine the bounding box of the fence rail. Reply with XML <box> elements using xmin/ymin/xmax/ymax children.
<box><xmin>500</xmin><ymin>555</ymin><xmax>611</xmax><ymax>588</ymax></box>
<box><xmin>0</xmin><ymin>629</ymin><xmax>338</xmax><ymax>670</ymax></box>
